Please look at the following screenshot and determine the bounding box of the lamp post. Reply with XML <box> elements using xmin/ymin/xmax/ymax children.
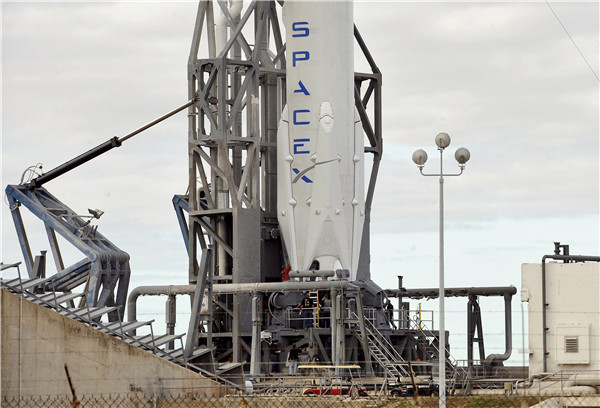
<box><xmin>412</xmin><ymin>133</ymin><xmax>470</xmax><ymax>408</ymax></box>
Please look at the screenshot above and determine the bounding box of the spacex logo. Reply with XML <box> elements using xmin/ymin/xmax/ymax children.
<box><xmin>277</xmin><ymin>1</ymin><xmax>364</xmax><ymax>277</ymax></box>
<box><xmin>290</xmin><ymin>20</ymin><xmax>312</xmax><ymax>183</ymax></box>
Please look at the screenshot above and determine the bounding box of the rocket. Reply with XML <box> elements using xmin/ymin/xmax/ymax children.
<box><xmin>277</xmin><ymin>1</ymin><xmax>364</xmax><ymax>280</ymax></box>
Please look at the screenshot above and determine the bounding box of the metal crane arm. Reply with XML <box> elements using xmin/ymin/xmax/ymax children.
<box><xmin>29</xmin><ymin>99</ymin><xmax>195</xmax><ymax>189</ymax></box>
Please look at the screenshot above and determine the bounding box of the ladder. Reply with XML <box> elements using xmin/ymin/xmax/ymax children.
<box><xmin>309</xmin><ymin>290</ymin><xmax>320</xmax><ymax>327</ymax></box>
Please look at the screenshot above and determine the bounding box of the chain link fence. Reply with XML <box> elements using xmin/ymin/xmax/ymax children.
<box><xmin>3</xmin><ymin>392</ymin><xmax>599</xmax><ymax>408</ymax></box>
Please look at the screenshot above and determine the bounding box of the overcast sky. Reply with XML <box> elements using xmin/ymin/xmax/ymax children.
<box><xmin>2</xmin><ymin>1</ymin><xmax>598</xmax><ymax>365</ymax></box>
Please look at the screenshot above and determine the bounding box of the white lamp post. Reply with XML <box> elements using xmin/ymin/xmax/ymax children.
<box><xmin>412</xmin><ymin>133</ymin><xmax>470</xmax><ymax>408</ymax></box>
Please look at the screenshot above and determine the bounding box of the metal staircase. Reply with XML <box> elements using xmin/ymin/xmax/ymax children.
<box><xmin>407</xmin><ymin>318</ymin><xmax>469</xmax><ymax>394</ymax></box>
<box><xmin>351</xmin><ymin>312</ymin><xmax>409</xmax><ymax>380</ymax></box>
<box><xmin>448</xmin><ymin>363</ymin><xmax>471</xmax><ymax>396</ymax></box>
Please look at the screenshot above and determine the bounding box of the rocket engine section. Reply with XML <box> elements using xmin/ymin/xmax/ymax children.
<box><xmin>277</xmin><ymin>1</ymin><xmax>365</xmax><ymax>280</ymax></box>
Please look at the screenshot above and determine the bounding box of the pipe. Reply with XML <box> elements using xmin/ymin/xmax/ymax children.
<box><xmin>483</xmin><ymin>292</ymin><xmax>513</xmax><ymax>366</ymax></box>
<box><xmin>570</xmin><ymin>373</ymin><xmax>600</xmax><ymax>387</ymax></box>
<box><xmin>127</xmin><ymin>285</ymin><xmax>198</xmax><ymax>326</ymax></box>
<box><xmin>386</xmin><ymin>285</ymin><xmax>518</xmax><ymax>367</ymax></box>
<box><xmin>215</xmin><ymin>0</ymin><xmax>243</xmax><ymax>56</ymax></box>
<box><xmin>214</xmin><ymin>0</ymin><xmax>242</xmax><ymax>278</ymax></box>
<box><xmin>515</xmin><ymin>373</ymin><xmax>600</xmax><ymax>394</ymax></box>
<box><xmin>288</xmin><ymin>270</ymin><xmax>335</xmax><ymax>279</ymax></box>
<box><xmin>386</xmin><ymin>286</ymin><xmax>517</xmax><ymax>299</ymax></box>
<box><xmin>127</xmin><ymin>280</ymin><xmax>351</xmax><ymax>323</ymax></box>
<box><xmin>30</xmin><ymin>137</ymin><xmax>121</xmax><ymax>188</ymax></box>
<box><xmin>249</xmin><ymin>295</ymin><xmax>261</xmax><ymax>376</ymax></box>
<box><xmin>397</xmin><ymin>275</ymin><xmax>403</xmax><ymax>328</ymax></box>
<box><xmin>540</xmin><ymin>246</ymin><xmax>600</xmax><ymax>372</ymax></box>
<box><xmin>330</xmin><ymin>287</ymin><xmax>338</xmax><ymax>367</ymax></box>
<box><xmin>213</xmin><ymin>280</ymin><xmax>351</xmax><ymax>293</ymax></box>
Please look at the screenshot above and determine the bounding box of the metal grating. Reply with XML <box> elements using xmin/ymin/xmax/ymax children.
<box><xmin>564</xmin><ymin>336</ymin><xmax>579</xmax><ymax>353</ymax></box>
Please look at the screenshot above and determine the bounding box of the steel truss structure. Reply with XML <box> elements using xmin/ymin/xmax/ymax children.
<box><xmin>185</xmin><ymin>0</ymin><xmax>382</xmax><ymax>369</ymax></box>
<box><xmin>5</xmin><ymin>185</ymin><xmax>130</xmax><ymax>319</ymax></box>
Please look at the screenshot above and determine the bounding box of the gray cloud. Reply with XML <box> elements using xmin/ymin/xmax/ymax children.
<box><xmin>3</xmin><ymin>2</ymin><xmax>597</xmax><ymax>252</ymax></box>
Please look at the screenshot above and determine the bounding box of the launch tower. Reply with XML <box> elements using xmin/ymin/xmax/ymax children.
<box><xmin>183</xmin><ymin>0</ymin><xmax>383</xmax><ymax>375</ymax></box>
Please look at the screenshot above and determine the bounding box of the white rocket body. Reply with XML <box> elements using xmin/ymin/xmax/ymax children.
<box><xmin>277</xmin><ymin>1</ymin><xmax>364</xmax><ymax>280</ymax></box>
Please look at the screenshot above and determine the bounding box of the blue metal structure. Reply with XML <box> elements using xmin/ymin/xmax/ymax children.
<box><xmin>5</xmin><ymin>184</ymin><xmax>130</xmax><ymax>320</ymax></box>
<box><xmin>172</xmin><ymin>194</ymin><xmax>211</xmax><ymax>258</ymax></box>
<box><xmin>172</xmin><ymin>194</ymin><xmax>191</xmax><ymax>255</ymax></box>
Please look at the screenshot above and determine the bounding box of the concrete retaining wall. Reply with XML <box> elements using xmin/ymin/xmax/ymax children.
<box><xmin>1</xmin><ymin>289</ymin><xmax>220</xmax><ymax>398</ymax></box>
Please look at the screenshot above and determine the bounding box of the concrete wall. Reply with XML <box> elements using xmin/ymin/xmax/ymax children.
<box><xmin>521</xmin><ymin>262</ymin><xmax>600</xmax><ymax>375</ymax></box>
<box><xmin>1</xmin><ymin>289</ymin><xmax>220</xmax><ymax>398</ymax></box>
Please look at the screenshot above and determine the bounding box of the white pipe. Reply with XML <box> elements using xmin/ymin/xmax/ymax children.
<box><xmin>513</xmin><ymin>385</ymin><xmax>598</xmax><ymax>397</ymax></box>
<box><xmin>249</xmin><ymin>295</ymin><xmax>261</xmax><ymax>376</ymax></box>
<box><xmin>214</xmin><ymin>0</ymin><xmax>243</xmax><ymax>277</ymax></box>
<box><xmin>215</xmin><ymin>0</ymin><xmax>243</xmax><ymax>56</ymax></box>
<box><xmin>570</xmin><ymin>373</ymin><xmax>600</xmax><ymax>387</ymax></box>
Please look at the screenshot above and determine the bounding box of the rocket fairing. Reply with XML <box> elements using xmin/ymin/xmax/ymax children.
<box><xmin>277</xmin><ymin>1</ymin><xmax>365</xmax><ymax>280</ymax></box>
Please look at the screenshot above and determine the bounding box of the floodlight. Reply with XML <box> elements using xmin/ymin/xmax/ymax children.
<box><xmin>412</xmin><ymin>149</ymin><xmax>428</xmax><ymax>166</ymax></box>
<box><xmin>454</xmin><ymin>147</ymin><xmax>471</xmax><ymax>165</ymax></box>
<box><xmin>435</xmin><ymin>132</ymin><xmax>451</xmax><ymax>149</ymax></box>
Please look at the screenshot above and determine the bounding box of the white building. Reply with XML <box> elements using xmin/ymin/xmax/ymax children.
<box><xmin>521</xmin><ymin>260</ymin><xmax>599</xmax><ymax>375</ymax></box>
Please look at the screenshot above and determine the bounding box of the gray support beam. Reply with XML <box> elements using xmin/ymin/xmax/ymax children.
<box><xmin>330</xmin><ymin>288</ymin><xmax>338</xmax><ymax>366</ymax></box>
<box><xmin>334</xmin><ymin>291</ymin><xmax>345</xmax><ymax>370</ymax></box>
<box><xmin>311</xmin><ymin>331</ymin><xmax>331</xmax><ymax>365</ymax></box>
<box><xmin>166</xmin><ymin>295</ymin><xmax>177</xmax><ymax>351</ymax></box>
<box><xmin>353</xmin><ymin>292</ymin><xmax>374</xmax><ymax>376</ymax></box>
<box><xmin>44</xmin><ymin>224</ymin><xmax>65</xmax><ymax>272</ymax></box>
<box><xmin>185</xmin><ymin>247</ymin><xmax>213</xmax><ymax>359</ymax></box>
<box><xmin>7</xmin><ymin>196</ymin><xmax>34</xmax><ymax>275</ymax></box>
